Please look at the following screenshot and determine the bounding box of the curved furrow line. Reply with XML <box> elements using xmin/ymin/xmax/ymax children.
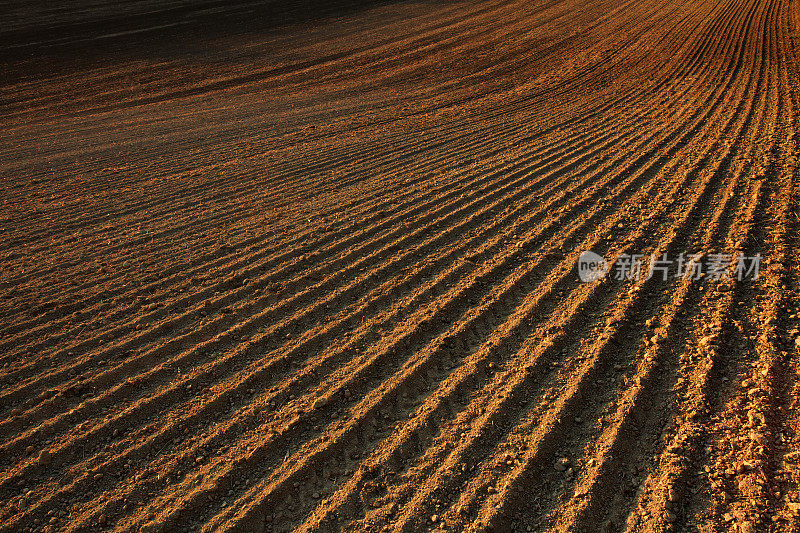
<box><xmin>186</xmin><ymin>36</ymin><xmax>764</xmax><ymax>528</ymax></box>
<box><xmin>694</xmin><ymin>27</ymin><xmax>796</xmax><ymax>533</ymax></box>
<box><xmin>47</xmin><ymin>2</ymin><xmax>772</xmax><ymax>524</ymax></box>
<box><xmin>0</xmin><ymin>100</ymin><xmax>654</xmax><ymax>450</ymax></box>
<box><xmin>401</xmin><ymin>0</ymin><xmax>700</xmax><ymax>110</ymax></box>
<box><xmin>0</xmin><ymin>0</ymin><xmax>732</xmax><ymax>458</ymax></box>
<box><xmin>0</xmin><ymin>0</ymin><xmax>596</xmax><ymax>196</ymax></box>
<box><xmin>643</xmin><ymin>156</ymin><xmax>778</xmax><ymax>532</ymax></box>
<box><xmin>0</xmin><ymin>0</ymin><xmax>716</xmax><ymax>308</ymax></box>
<box><xmin>387</xmin><ymin>134</ymin><xmax>744</xmax><ymax>533</ymax></box>
<box><xmin>623</xmin><ymin>4</ymin><xmax>784</xmax><ymax>527</ymax></box>
<box><xmin>560</xmin><ymin>0</ymin><xmax>781</xmax><ymax>527</ymax></box>
<box><xmin>104</xmin><ymin>74</ymin><xmax>732</xmax><ymax>528</ymax></box>
<box><xmin>62</xmin><ymin>0</ymin><xmax>636</xmax><ymax>130</ymax></box>
<box><xmin>0</xmin><ymin>119</ymin><xmax>634</xmax><ymax>479</ymax></box>
<box><xmin>393</xmin><ymin>111</ymin><xmax>753</xmax><ymax>533</ymax></box>
<box><xmin>408</xmin><ymin>4</ymin><xmax>779</xmax><ymax>528</ymax></box>
<box><xmin>0</xmin><ymin>86</ymin><xmax>647</xmax><ymax>354</ymax></box>
<box><xmin>9</xmin><ymin>10</ymin><xmax>724</xmax><ymax>396</ymax></box>
<box><xmin>0</xmin><ymin>58</ymin><xmax>644</xmax><ymax>326</ymax></box>
<box><xmin>288</xmin><ymin>1</ymin><xmax>768</xmax><ymax>524</ymax></box>
<box><xmin>0</xmin><ymin>0</ymin><xmax>732</xmax><ymax>402</ymax></box>
<box><xmin>4</xmin><ymin>0</ymin><xmax>797</xmax><ymax>531</ymax></box>
<box><xmin>0</xmin><ymin>146</ymin><xmax>453</xmax><ymax>329</ymax></box>
<box><xmin>451</xmin><ymin>174</ymin><xmax>745</xmax><ymax>533</ymax></box>
<box><xmin>0</xmin><ymin>75</ymin><xmax>636</xmax><ymax>322</ymax></box>
<box><xmin>0</xmin><ymin>90</ymin><xmax>676</xmax><ymax>520</ymax></box>
<box><xmin>299</xmin><ymin>137</ymin><xmax>738</xmax><ymax>533</ymax></box>
<box><xmin>564</xmin><ymin>80</ymin><xmax>774</xmax><ymax>533</ymax></box>
<box><xmin>185</xmin><ymin>169</ymin><xmax>702</xmax><ymax>532</ymax></box>
<box><xmin>624</xmin><ymin>180</ymin><xmax>765</xmax><ymax>533</ymax></box>
<box><xmin>766</xmin><ymin>3</ymin><xmax>800</xmax><ymax>524</ymax></box>
<box><xmin>0</xmin><ymin>0</ymin><xmax>688</xmax><ymax>250</ymax></box>
<box><xmin>334</xmin><ymin>0</ymin><xmax>647</xmax><ymax>99</ymax></box>
<box><xmin>2</xmin><ymin>111</ymin><xmax>619</xmax><ymax>371</ymax></box>
<box><xmin>4</xmin><ymin>0</ymin><xmax>724</xmax><ymax>282</ymax></box>
<box><xmin>10</xmin><ymin>85</ymin><xmax>692</xmax><ymax>524</ymax></box>
<box><xmin>0</xmin><ymin>148</ymin><xmax>329</xmax><ymax>256</ymax></box>
<box><xmin>2</xmin><ymin>110</ymin><xmax>443</xmax><ymax>270</ymax></box>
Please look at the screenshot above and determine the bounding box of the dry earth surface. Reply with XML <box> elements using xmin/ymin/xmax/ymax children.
<box><xmin>2</xmin><ymin>0</ymin><xmax>800</xmax><ymax>531</ymax></box>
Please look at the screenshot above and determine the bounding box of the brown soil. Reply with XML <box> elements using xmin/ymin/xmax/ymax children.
<box><xmin>2</xmin><ymin>0</ymin><xmax>800</xmax><ymax>531</ymax></box>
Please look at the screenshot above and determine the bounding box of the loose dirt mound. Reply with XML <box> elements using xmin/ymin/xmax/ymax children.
<box><xmin>1</xmin><ymin>0</ymin><xmax>800</xmax><ymax>530</ymax></box>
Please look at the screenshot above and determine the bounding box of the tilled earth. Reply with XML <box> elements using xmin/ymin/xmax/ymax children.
<box><xmin>2</xmin><ymin>0</ymin><xmax>800</xmax><ymax>531</ymax></box>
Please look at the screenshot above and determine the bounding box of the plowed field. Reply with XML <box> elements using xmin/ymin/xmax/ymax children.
<box><xmin>2</xmin><ymin>0</ymin><xmax>800</xmax><ymax>531</ymax></box>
